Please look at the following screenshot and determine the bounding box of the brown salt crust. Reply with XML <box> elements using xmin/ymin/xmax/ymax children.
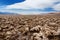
<box><xmin>0</xmin><ymin>15</ymin><xmax>60</xmax><ymax>40</ymax></box>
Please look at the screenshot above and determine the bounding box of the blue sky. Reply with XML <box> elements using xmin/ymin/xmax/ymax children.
<box><xmin>0</xmin><ymin>0</ymin><xmax>25</xmax><ymax>5</ymax></box>
<box><xmin>0</xmin><ymin>0</ymin><xmax>60</xmax><ymax>14</ymax></box>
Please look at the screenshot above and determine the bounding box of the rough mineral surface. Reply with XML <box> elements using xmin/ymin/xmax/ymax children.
<box><xmin>0</xmin><ymin>14</ymin><xmax>60</xmax><ymax>40</ymax></box>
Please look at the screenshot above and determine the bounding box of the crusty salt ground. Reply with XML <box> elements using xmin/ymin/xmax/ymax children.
<box><xmin>0</xmin><ymin>15</ymin><xmax>60</xmax><ymax>40</ymax></box>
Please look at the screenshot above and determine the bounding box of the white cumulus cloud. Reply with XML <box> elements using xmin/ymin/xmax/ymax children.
<box><xmin>5</xmin><ymin>0</ymin><xmax>60</xmax><ymax>9</ymax></box>
<box><xmin>0</xmin><ymin>0</ymin><xmax>60</xmax><ymax>15</ymax></box>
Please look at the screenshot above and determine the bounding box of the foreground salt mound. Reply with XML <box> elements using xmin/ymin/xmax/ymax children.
<box><xmin>0</xmin><ymin>15</ymin><xmax>60</xmax><ymax>40</ymax></box>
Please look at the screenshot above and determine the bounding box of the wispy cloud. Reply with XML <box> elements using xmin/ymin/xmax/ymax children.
<box><xmin>53</xmin><ymin>3</ymin><xmax>60</xmax><ymax>11</ymax></box>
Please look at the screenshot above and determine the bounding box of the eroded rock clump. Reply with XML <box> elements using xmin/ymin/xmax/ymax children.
<box><xmin>0</xmin><ymin>15</ymin><xmax>60</xmax><ymax>40</ymax></box>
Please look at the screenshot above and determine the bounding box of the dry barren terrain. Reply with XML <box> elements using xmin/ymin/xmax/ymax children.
<box><xmin>0</xmin><ymin>13</ymin><xmax>60</xmax><ymax>40</ymax></box>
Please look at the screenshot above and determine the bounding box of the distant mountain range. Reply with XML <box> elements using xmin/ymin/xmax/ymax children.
<box><xmin>0</xmin><ymin>12</ymin><xmax>60</xmax><ymax>15</ymax></box>
<box><xmin>0</xmin><ymin>12</ymin><xmax>18</xmax><ymax>15</ymax></box>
